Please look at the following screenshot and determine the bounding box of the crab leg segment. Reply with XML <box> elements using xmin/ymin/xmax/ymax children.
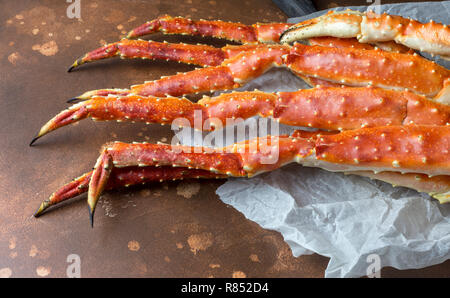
<box><xmin>288</xmin><ymin>44</ymin><xmax>450</xmax><ymax>99</ymax></box>
<box><xmin>281</xmin><ymin>10</ymin><xmax>450</xmax><ymax>58</ymax></box>
<box><xmin>34</xmin><ymin>166</ymin><xmax>224</xmax><ymax>217</ymax></box>
<box><xmin>126</xmin><ymin>15</ymin><xmax>291</xmax><ymax>43</ymax></box>
<box><xmin>314</xmin><ymin>125</ymin><xmax>450</xmax><ymax>176</ymax></box>
<box><xmin>31</xmin><ymin>87</ymin><xmax>450</xmax><ymax>145</ymax></box>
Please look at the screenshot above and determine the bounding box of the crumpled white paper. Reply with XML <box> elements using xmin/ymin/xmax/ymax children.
<box><xmin>179</xmin><ymin>2</ymin><xmax>450</xmax><ymax>277</ymax></box>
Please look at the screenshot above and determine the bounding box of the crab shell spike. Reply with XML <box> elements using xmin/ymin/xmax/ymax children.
<box><xmin>281</xmin><ymin>9</ymin><xmax>450</xmax><ymax>58</ymax></box>
<box><xmin>126</xmin><ymin>14</ymin><xmax>292</xmax><ymax>43</ymax></box>
<box><xmin>31</xmin><ymin>87</ymin><xmax>450</xmax><ymax>144</ymax></box>
<box><xmin>34</xmin><ymin>166</ymin><xmax>225</xmax><ymax>217</ymax></box>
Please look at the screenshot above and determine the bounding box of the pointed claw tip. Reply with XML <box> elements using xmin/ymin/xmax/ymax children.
<box><xmin>88</xmin><ymin>206</ymin><xmax>95</xmax><ymax>228</ymax></box>
<box><xmin>67</xmin><ymin>66</ymin><xmax>75</xmax><ymax>73</ymax></box>
<box><xmin>33</xmin><ymin>203</ymin><xmax>45</xmax><ymax>218</ymax></box>
<box><xmin>67</xmin><ymin>97</ymin><xmax>81</xmax><ymax>104</ymax></box>
<box><xmin>29</xmin><ymin>135</ymin><xmax>41</xmax><ymax>147</ymax></box>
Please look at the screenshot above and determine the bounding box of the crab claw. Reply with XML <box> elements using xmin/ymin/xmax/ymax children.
<box><xmin>30</xmin><ymin>101</ymin><xmax>90</xmax><ymax>146</ymax></box>
<box><xmin>68</xmin><ymin>43</ymin><xmax>120</xmax><ymax>72</ymax></box>
<box><xmin>34</xmin><ymin>166</ymin><xmax>224</xmax><ymax>217</ymax></box>
<box><xmin>34</xmin><ymin>172</ymin><xmax>91</xmax><ymax>217</ymax></box>
<box><xmin>31</xmin><ymin>95</ymin><xmax>203</xmax><ymax>145</ymax></box>
<box><xmin>281</xmin><ymin>10</ymin><xmax>364</xmax><ymax>44</ymax></box>
<box><xmin>87</xmin><ymin>150</ymin><xmax>113</xmax><ymax>227</ymax></box>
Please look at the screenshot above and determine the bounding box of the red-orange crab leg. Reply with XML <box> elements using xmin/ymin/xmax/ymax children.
<box><xmin>34</xmin><ymin>166</ymin><xmax>225</xmax><ymax>217</ymax></box>
<box><xmin>84</xmin><ymin>135</ymin><xmax>314</xmax><ymax>224</ymax></box>
<box><xmin>50</xmin><ymin>125</ymin><xmax>449</xmax><ymax>225</ymax></box>
<box><xmin>125</xmin><ymin>15</ymin><xmax>415</xmax><ymax>54</ymax></box>
<box><xmin>68</xmin><ymin>37</ymin><xmax>413</xmax><ymax>72</ymax></box>
<box><xmin>68</xmin><ymin>39</ymin><xmax>234</xmax><ymax>72</ymax></box>
<box><xmin>73</xmin><ymin>44</ymin><xmax>449</xmax><ymax>102</ymax></box>
<box><xmin>281</xmin><ymin>10</ymin><xmax>450</xmax><ymax>58</ymax></box>
<box><xmin>35</xmin><ymin>165</ymin><xmax>450</xmax><ymax>220</ymax></box>
<box><xmin>31</xmin><ymin>87</ymin><xmax>450</xmax><ymax>145</ymax></box>
<box><xmin>127</xmin><ymin>15</ymin><xmax>292</xmax><ymax>43</ymax></box>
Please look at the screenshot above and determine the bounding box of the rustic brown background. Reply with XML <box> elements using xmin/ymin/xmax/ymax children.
<box><xmin>0</xmin><ymin>0</ymin><xmax>448</xmax><ymax>278</ymax></box>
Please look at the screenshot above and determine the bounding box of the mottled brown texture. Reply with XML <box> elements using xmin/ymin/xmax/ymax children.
<box><xmin>1</xmin><ymin>0</ymin><xmax>449</xmax><ymax>278</ymax></box>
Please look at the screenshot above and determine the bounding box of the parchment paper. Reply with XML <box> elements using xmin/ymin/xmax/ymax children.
<box><xmin>178</xmin><ymin>1</ymin><xmax>450</xmax><ymax>277</ymax></box>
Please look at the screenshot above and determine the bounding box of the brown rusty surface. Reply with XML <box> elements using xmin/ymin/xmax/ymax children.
<box><xmin>0</xmin><ymin>0</ymin><xmax>448</xmax><ymax>278</ymax></box>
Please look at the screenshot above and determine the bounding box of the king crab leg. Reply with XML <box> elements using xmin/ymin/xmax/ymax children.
<box><xmin>126</xmin><ymin>15</ymin><xmax>292</xmax><ymax>43</ymax></box>
<box><xmin>36</xmin><ymin>125</ymin><xmax>450</xmax><ymax>225</ymax></box>
<box><xmin>67</xmin><ymin>37</ymin><xmax>414</xmax><ymax>72</ymax></box>
<box><xmin>71</xmin><ymin>44</ymin><xmax>449</xmax><ymax>102</ymax></box>
<box><xmin>280</xmin><ymin>9</ymin><xmax>450</xmax><ymax>59</ymax></box>
<box><xmin>67</xmin><ymin>40</ymin><xmax>336</xmax><ymax>89</ymax></box>
<box><xmin>125</xmin><ymin>15</ymin><xmax>414</xmax><ymax>53</ymax></box>
<box><xmin>30</xmin><ymin>87</ymin><xmax>450</xmax><ymax>145</ymax></box>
